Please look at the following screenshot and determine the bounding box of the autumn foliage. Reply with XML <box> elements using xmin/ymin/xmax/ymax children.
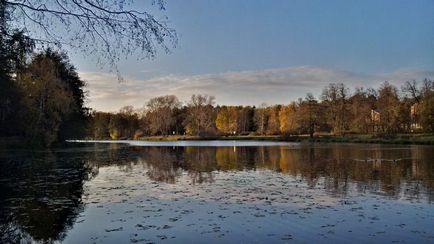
<box><xmin>87</xmin><ymin>80</ymin><xmax>434</xmax><ymax>139</ymax></box>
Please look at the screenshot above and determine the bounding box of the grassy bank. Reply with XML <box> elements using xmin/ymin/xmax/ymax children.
<box><xmin>3</xmin><ymin>134</ymin><xmax>434</xmax><ymax>147</ymax></box>
<box><xmin>135</xmin><ymin>135</ymin><xmax>280</xmax><ymax>141</ymax></box>
<box><xmin>289</xmin><ymin>134</ymin><xmax>434</xmax><ymax>145</ymax></box>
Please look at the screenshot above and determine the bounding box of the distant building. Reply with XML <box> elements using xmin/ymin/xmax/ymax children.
<box><xmin>371</xmin><ymin>109</ymin><xmax>381</xmax><ymax>132</ymax></box>
<box><xmin>371</xmin><ymin>109</ymin><xmax>380</xmax><ymax>122</ymax></box>
<box><xmin>410</xmin><ymin>103</ymin><xmax>421</xmax><ymax>130</ymax></box>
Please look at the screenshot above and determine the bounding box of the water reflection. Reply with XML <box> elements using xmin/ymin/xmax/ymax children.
<box><xmin>0</xmin><ymin>143</ymin><xmax>433</xmax><ymax>243</ymax></box>
<box><xmin>0</xmin><ymin>150</ymin><xmax>92</xmax><ymax>243</ymax></box>
<box><xmin>84</xmin><ymin>144</ymin><xmax>434</xmax><ymax>201</ymax></box>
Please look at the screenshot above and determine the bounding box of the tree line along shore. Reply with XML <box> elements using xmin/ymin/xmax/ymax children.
<box><xmin>2</xmin><ymin>33</ymin><xmax>434</xmax><ymax>147</ymax></box>
<box><xmin>86</xmin><ymin>81</ymin><xmax>434</xmax><ymax>145</ymax></box>
<box><xmin>94</xmin><ymin>134</ymin><xmax>434</xmax><ymax>145</ymax></box>
<box><xmin>1</xmin><ymin>1</ymin><xmax>434</xmax><ymax>147</ymax></box>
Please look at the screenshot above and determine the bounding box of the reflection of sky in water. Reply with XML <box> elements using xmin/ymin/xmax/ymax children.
<box><xmin>1</xmin><ymin>142</ymin><xmax>434</xmax><ymax>243</ymax></box>
<box><xmin>83</xmin><ymin>166</ymin><xmax>340</xmax><ymax>207</ymax></box>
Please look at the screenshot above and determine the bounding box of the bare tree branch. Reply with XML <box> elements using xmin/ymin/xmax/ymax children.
<box><xmin>3</xmin><ymin>0</ymin><xmax>177</xmax><ymax>70</ymax></box>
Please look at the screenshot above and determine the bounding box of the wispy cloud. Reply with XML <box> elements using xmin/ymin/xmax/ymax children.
<box><xmin>79</xmin><ymin>66</ymin><xmax>434</xmax><ymax>112</ymax></box>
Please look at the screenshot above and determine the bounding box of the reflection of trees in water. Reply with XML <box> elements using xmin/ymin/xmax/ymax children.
<box><xmin>183</xmin><ymin>147</ymin><xmax>216</xmax><ymax>184</ymax></box>
<box><xmin>130</xmin><ymin>145</ymin><xmax>433</xmax><ymax>201</ymax></box>
<box><xmin>84</xmin><ymin>146</ymin><xmax>218</xmax><ymax>184</ymax></box>
<box><xmin>108</xmin><ymin>145</ymin><xmax>434</xmax><ymax>202</ymax></box>
<box><xmin>0</xmin><ymin>149</ymin><xmax>91</xmax><ymax>243</ymax></box>
<box><xmin>143</xmin><ymin>147</ymin><xmax>183</xmax><ymax>183</ymax></box>
<box><xmin>1</xmin><ymin>143</ymin><xmax>433</xmax><ymax>242</ymax></box>
<box><xmin>0</xmin><ymin>144</ymin><xmax>140</xmax><ymax>243</ymax></box>
<box><xmin>128</xmin><ymin>145</ymin><xmax>434</xmax><ymax>201</ymax></box>
<box><xmin>215</xmin><ymin>147</ymin><xmax>241</xmax><ymax>171</ymax></box>
<box><xmin>266</xmin><ymin>145</ymin><xmax>434</xmax><ymax>201</ymax></box>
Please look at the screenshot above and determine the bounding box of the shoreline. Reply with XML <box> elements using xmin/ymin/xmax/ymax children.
<box><xmin>2</xmin><ymin>134</ymin><xmax>434</xmax><ymax>148</ymax></box>
<box><xmin>80</xmin><ymin>134</ymin><xmax>434</xmax><ymax>145</ymax></box>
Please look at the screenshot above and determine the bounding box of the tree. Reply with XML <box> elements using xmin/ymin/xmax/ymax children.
<box><xmin>254</xmin><ymin>103</ymin><xmax>268</xmax><ymax>135</ymax></box>
<box><xmin>279</xmin><ymin>102</ymin><xmax>298</xmax><ymax>133</ymax></box>
<box><xmin>215</xmin><ymin>106</ymin><xmax>238</xmax><ymax>134</ymax></box>
<box><xmin>420</xmin><ymin>94</ymin><xmax>434</xmax><ymax>132</ymax></box>
<box><xmin>172</xmin><ymin>106</ymin><xmax>186</xmax><ymax>135</ymax></box>
<box><xmin>321</xmin><ymin>83</ymin><xmax>350</xmax><ymax>134</ymax></box>
<box><xmin>266</xmin><ymin>105</ymin><xmax>281</xmax><ymax>135</ymax></box>
<box><xmin>402</xmin><ymin>80</ymin><xmax>422</xmax><ymax>103</ymax></box>
<box><xmin>377</xmin><ymin>81</ymin><xmax>400</xmax><ymax>134</ymax></box>
<box><xmin>146</xmin><ymin>95</ymin><xmax>180</xmax><ymax>136</ymax></box>
<box><xmin>402</xmin><ymin>79</ymin><xmax>434</xmax><ymax>131</ymax></box>
<box><xmin>237</xmin><ymin>106</ymin><xmax>254</xmax><ymax>133</ymax></box>
<box><xmin>184</xmin><ymin>94</ymin><xmax>216</xmax><ymax>136</ymax></box>
<box><xmin>108</xmin><ymin>113</ymin><xmax>121</xmax><ymax>139</ymax></box>
<box><xmin>2</xmin><ymin>0</ymin><xmax>177</xmax><ymax>68</ymax></box>
<box><xmin>20</xmin><ymin>52</ymin><xmax>74</xmax><ymax>146</ymax></box>
<box><xmin>396</xmin><ymin>98</ymin><xmax>412</xmax><ymax>132</ymax></box>
<box><xmin>38</xmin><ymin>49</ymin><xmax>89</xmax><ymax>141</ymax></box>
<box><xmin>419</xmin><ymin>79</ymin><xmax>434</xmax><ymax>132</ymax></box>
<box><xmin>89</xmin><ymin>111</ymin><xmax>110</xmax><ymax>139</ymax></box>
<box><xmin>0</xmin><ymin>23</ymin><xmax>33</xmax><ymax>137</ymax></box>
<box><xmin>119</xmin><ymin>105</ymin><xmax>139</xmax><ymax>138</ymax></box>
<box><xmin>296</xmin><ymin>93</ymin><xmax>320</xmax><ymax>138</ymax></box>
<box><xmin>348</xmin><ymin>87</ymin><xmax>377</xmax><ymax>133</ymax></box>
<box><xmin>0</xmin><ymin>43</ymin><xmax>22</xmax><ymax>136</ymax></box>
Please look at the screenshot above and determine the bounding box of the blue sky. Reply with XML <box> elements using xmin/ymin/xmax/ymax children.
<box><xmin>71</xmin><ymin>0</ymin><xmax>434</xmax><ymax>111</ymax></box>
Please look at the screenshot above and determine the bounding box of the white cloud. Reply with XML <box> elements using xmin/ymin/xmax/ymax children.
<box><xmin>79</xmin><ymin>66</ymin><xmax>434</xmax><ymax>112</ymax></box>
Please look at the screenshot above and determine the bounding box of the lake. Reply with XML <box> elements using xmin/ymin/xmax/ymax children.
<box><xmin>1</xmin><ymin>141</ymin><xmax>434</xmax><ymax>243</ymax></box>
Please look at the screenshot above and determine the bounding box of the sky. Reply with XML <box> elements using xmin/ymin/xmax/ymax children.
<box><xmin>68</xmin><ymin>0</ymin><xmax>434</xmax><ymax>112</ymax></box>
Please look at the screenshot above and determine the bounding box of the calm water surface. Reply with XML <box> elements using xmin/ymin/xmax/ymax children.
<box><xmin>1</xmin><ymin>141</ymin><xmax>434</xmax><ymax>243</ymax></box>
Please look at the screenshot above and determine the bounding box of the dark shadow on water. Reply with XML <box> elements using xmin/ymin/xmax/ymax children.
<box><xmin>0</xmin><ymin>149</ymin><xmax>90</xmax><ymax>243</ymax></box>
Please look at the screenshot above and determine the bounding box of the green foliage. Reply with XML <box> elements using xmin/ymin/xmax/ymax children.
<box><xmin>88</xmin><ymin>108</ymin><xmax>140</xmax><ymax>140</ymax></box>
<box><xmin>89</xmin><ymin>112</ymin><xmax>111</xmax><ymax>139</ymax></box>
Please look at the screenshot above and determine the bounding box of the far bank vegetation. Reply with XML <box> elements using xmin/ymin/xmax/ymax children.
<box><xmin>88</xmin><ymin>80</ymin><xmax>434</xmax><ymax>140</ymax></box>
